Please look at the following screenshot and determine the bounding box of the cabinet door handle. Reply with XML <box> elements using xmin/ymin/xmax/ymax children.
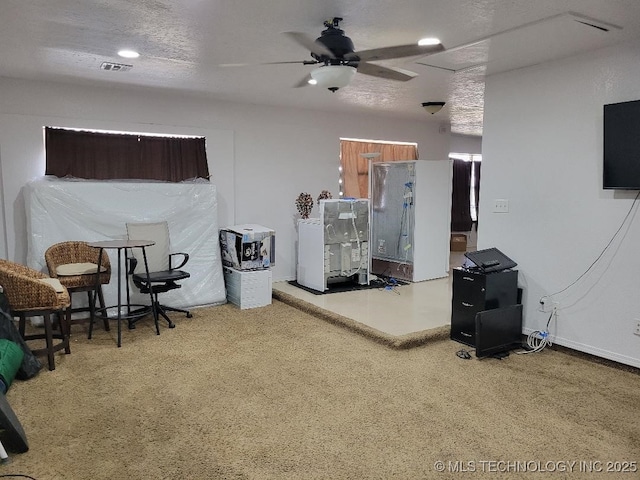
<box><xmin>462</xmin><ymin>302</ymin><xmax>474</xmax><ymax>307</ymax></box>
<box><xmin>463</xmin><ymin>277</ymin><xmax>474</xmax><ymax>282</ymax></box>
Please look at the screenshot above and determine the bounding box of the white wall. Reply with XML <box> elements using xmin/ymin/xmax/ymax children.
<box><xmin>0</xmin><ymin>77</ymin><xmax>450</xmax><ymax>282</ymax></box>
<box><xmin>450</xmin><ymin>134</ymin><xmax>482</xmax><ymax>155</ymax></box>
<box><xmin>480</xmin><ymin>38</ymin><xmax>640</xmax><ymax>368</ymax></box>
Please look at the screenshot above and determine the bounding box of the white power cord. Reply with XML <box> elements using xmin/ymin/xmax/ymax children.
<box><xmin>518</xmin><ymin>307</ymin><xmax>556</xmax><ymax>354</ymax></box>
<box><xmin>526</xmin><ymin>192</ymin><xmax>640</xmax><ymax>355</ymax></box>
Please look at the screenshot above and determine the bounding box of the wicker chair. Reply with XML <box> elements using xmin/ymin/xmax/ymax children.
<box><xmin>45</xmin><ymin>241</ymin><xmax>111</xmax><ymax>334</ymax></box>
<box><xmin>0</xmin><ymin>258</ymin><xmax>71</xmax><ymax>371</ymax></box>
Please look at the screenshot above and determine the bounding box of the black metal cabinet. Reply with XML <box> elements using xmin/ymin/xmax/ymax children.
<box><xmin>450</xmin><ymin>268</ymin><xmax>518</xmax><ymax>347</ymax></box>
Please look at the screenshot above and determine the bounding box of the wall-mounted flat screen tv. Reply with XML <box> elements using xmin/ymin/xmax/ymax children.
<box><xmin>603</xmin><ymin>99</ymin><xmax>640</xmax><ymax>190</ymax></box>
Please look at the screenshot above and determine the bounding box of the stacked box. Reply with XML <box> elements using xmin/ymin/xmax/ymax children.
<box><xmin>450</xmin><ymin>233</ymin><xmax>468</xmax><ymax>252</ymax></box>
<box><xmin>219</xmin><ymin>224</ymin><xmax>275</xmax><ymax>270</ymax></box>
<box><xmin>223</xmin><ymin>266</ymin><xmax>272</xmax><ymax>309</ymax></box>
<box><xmin>220</xmin><ymin>224</ymin><xmax>275</xmax><ymax>309</ymax></box>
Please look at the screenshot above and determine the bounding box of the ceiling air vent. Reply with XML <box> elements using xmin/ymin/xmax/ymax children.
<box><xmin>100</xmin><ymin>62</ymin><xmax>132</xmax><ymax>72</ymax></box>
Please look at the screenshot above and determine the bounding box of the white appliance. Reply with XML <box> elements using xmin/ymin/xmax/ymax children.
<box><xmin>297</xmin><ymin>199</ymin><xmax>370</xmax><ymax>292</ymax></box>
<box><xmin>223</xmin><ymin>266</ymin><xmax>273</xmax><ymax>309</ymax></box>
<box><xmin>369</xmin><ymin>160</ymin><xmax>452</xmax><ymax>282</ymax></box>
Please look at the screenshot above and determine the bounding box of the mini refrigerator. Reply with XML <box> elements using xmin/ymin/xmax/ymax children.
<box><xmin>297</xmin><ymin>199</ymin><xmax>370</xmax><ymax>292</ymax></box>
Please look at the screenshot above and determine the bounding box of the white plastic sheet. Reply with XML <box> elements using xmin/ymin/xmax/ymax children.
<box><xmin>24</xmin><ymin>177</ymin><xmax>226</xmax><ymax>310</ymax></box>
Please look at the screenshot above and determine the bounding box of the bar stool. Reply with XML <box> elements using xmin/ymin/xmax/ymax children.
<box><xmin>45</xmin><ymin>241</ymin><xmax>111</xmax><ymax>335</ymax></box>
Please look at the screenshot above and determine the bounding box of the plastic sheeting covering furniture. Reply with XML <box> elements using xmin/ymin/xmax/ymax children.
<box><xmin>24</xmin><ymin>178</ymin><xmax>226</xmax><ymax>311</ymax></box>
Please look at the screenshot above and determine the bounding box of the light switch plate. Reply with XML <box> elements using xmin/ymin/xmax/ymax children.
<box><xmin>493</xmin><ymin>199</ymin><xmax>509</xmax><ymax>213</ymax></box>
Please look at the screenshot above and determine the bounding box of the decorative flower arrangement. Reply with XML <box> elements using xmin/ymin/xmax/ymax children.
<box><xmin>317</xmin><ymin>190</ymin><xmax>332</xmax><ymax>202</ymax></box>
<box><xmin>295</xmin><ymin>192</ymin><xmax>314</xmax><ymax>219</ymax></box>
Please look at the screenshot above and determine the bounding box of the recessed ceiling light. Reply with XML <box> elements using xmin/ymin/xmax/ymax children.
<box><xmin>118</xmin><ymin>49</ymin><xmax>140</xmax><ymax>59</ymax></box>
<box><xmin>308</xmin><ymin>78</ymin><xmax>318</xmax><ymax>85</ymax></box>
<box><xmin>418</xmin><ymin>37</ymin><xmax>440</xmax><ymax>46</ymax></box>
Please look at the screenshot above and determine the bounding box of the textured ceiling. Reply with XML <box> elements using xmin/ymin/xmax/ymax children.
<box><xmin>2</xmin><ymin>1</ymin><xmax>640</xmax><ymax>137</ymax></box>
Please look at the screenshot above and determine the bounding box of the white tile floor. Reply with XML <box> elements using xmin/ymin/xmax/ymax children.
<box><xmin>273</xmin><ymin>249</ymin><xmax>471</xmax><ymax>337</ymax></box>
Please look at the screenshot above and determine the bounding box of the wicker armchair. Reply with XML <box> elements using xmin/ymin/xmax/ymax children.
<box><xmin>0</xmin><ymin>258</ymin><xmax>71</xmax><ymax>371</ymax></box>
<box><xmin>45</xmin><ymin>241</ymin><xmax>111</xmax><ymax>334</ymax></box>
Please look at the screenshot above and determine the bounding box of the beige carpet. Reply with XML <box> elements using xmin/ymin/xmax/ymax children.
<box><xmin>4</xmin><ymin>300</ymin><xmax>640</xmax><ymax>479</ymax></box>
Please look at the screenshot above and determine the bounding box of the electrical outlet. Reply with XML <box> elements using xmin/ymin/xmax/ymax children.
<box><xmin>539</xmin><ymin>298</ymin><xmax>559</xmax><ymax>313</ymax></box>
<box><xmin>634</xmin><ymin>320</ymin><xmax>640</xmax><ymax>337</ymax></box>
<box><xmin>538</xmin><ymin>299</ymin><xmax>546</xmax><ymax>312</ymax></box>
<box><xmin>538</xmin><ymin>297</ymin><xmax>548</xmax><ymax>312</ymax></box>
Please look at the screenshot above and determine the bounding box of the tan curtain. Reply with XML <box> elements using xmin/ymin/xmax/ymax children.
<box><xmin>340</xmin><ymin>140</ymin><xmax>418</xmax><ymax>198</ymax></box>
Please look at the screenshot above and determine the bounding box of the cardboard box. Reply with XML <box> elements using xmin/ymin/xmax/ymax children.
<box><xmin>450</xmin><ymin>233</ymin><xmax>467</xmax><ymax>252</ymax></box>
<box><xmin>219</xmin><ymin>224</ymin><xmax>275</xmax><ymax>270</ymax></box>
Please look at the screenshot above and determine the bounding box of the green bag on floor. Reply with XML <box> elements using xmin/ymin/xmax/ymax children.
<box><xmin>0</xmin><ymin>339</ymin><xmax>24</xmax><ymax>392</ymax></box>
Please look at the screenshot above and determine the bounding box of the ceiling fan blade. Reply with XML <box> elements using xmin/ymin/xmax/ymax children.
<box><xmin>283</xmin><ymin>31</ymin><xmax>336</xmax><ymax>59</ymax></box>
<box><xmin>356</xmin><ymin>62</ymin><xmax>417</xmax><ymax>82</ymax></box>
<box><xmin>352</xmin><ymin>43</ymin><xmax>444</xmax><ymax>61</ymax></box>
<box><xmin>218</xmin><ymin>60</ymin><xmax>318</xmax><ymax>67</ymax></box>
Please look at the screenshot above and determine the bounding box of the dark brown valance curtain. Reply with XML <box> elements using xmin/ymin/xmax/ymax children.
<box><xmin>451</xmin><ymin>159</ymin><xmax>473</xmax><ymax>232</ymax></box>
<box><xmin>45</xmin><ymin>127</ymin><xmax>210</xmax><ymax>182</ymax></box>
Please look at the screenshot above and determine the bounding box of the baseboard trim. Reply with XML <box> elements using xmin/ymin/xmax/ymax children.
<box><xmin>523</xmin><ymin>327</ymin><xmax>640</xmax><ymax>372</ymax></box>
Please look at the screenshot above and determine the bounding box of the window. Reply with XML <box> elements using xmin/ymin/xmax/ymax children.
<box><xmin>44</xmin><ymin>127</ymin><xmax>210</xmax><ymax>182</ymax></box>
<box><xmin>339</xmin><ymin>138</ymin><xmax>418</xmax><ymax>198</ymax></box>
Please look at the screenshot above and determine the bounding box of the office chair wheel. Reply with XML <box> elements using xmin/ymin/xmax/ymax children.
<box><xmin>186</xmin><ymin>312</ymin><xmax>192</xmax><ymax>318</ymax></box>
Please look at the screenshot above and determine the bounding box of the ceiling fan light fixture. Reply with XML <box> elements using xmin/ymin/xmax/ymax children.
<box><xmin>418</xmin><ymin>37</ymin><xmax>441</xmax><ymax>46</ymax></box>
<box><xmin>310</xmin><ymin>65</ymin><xmax>357</xmax><ymax>92</ymax></box>
<box><xmin>422</xmin><ymin>101</ymin><xmax>446</xmax><ymax>114</ymax></box>
<box><xmin>118</xmin><ymin>49</ymin><xmax>140</xmax><ymax>59</ymax></box>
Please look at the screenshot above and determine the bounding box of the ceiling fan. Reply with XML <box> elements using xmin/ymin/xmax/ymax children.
<box><xmin>286</xmin><ymin>17</ymin><xmax>444</xmax><ymax>91</ymax></box>
<box><xmin>224</xmin><ymin>18</ymin><xmax>445</xmax><ymax>92</ymax></box>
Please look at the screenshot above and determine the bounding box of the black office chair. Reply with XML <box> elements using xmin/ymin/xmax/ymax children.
<box><xmin>126</xmin><ymin>221</ymin><xmax>192</xmax><ymax>329</ymax></box>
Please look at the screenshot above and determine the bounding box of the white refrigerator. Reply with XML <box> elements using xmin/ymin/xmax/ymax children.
<box><xmin>369</xmin><ymin>160</ymin><xmax>452</xmax><ymax>282</ymax></box>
